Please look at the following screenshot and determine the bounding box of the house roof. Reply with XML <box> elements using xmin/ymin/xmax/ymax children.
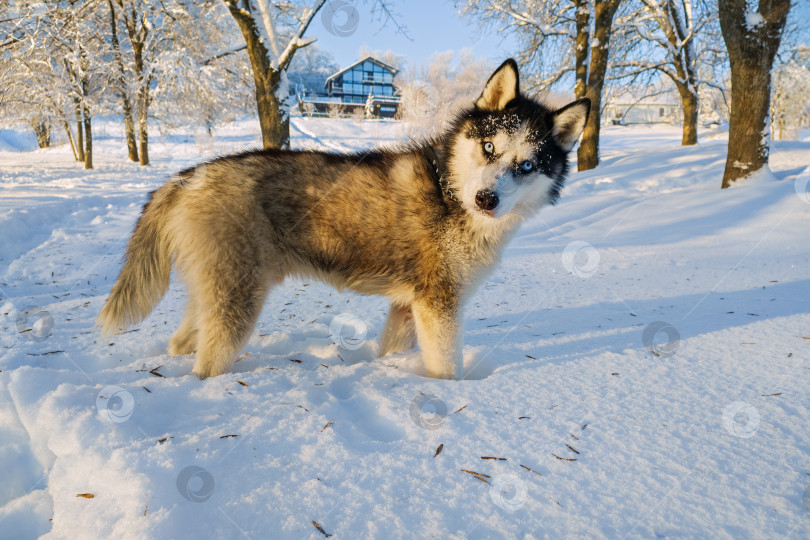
<box><xmin>325</xmin><ymin>56</ymin><xmax>399</xmax><ymax>83</ymax></box>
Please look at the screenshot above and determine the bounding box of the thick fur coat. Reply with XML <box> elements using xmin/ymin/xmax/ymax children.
<box><xmin>98</xmin><ymin>59</ymin><xmax>590</xmax><ymax>379</ymax></box>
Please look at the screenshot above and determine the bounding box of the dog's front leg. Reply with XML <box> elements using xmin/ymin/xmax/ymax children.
<box><xmin>412</xmin><ymin>297</ymin><xmax>462</xmax><ymax>379</ymax></box>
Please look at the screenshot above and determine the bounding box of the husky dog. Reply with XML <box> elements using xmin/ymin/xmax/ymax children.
<box><xmin>98</xmin><ymin>59</ymin><xmax>589</xmax><ymax>379</ymax></box>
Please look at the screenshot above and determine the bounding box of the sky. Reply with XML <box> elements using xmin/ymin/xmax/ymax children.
<box><xmin>305</xmin><ymin>0</ymin><xmax>810</xmax><ymax>75</ymax></box>
<box><xmin>306</xmin><ymin>0</ymin><xmax>519</xmax><ymax>71</ymax></box>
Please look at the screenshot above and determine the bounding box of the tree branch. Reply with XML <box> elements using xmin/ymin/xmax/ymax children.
<box><xmin>276</xmin><ymin>0</ymin><xmax>327</xmax><ymax>72</ymax></box>
<box><xmin>696</xmin><ymin>78</ymin><xmax>728</xmax><ymax>109</ymax></box>
<box><xmin>202</xmin><ymin>45</ymin><xmax>248</xmax><ymax>65</ymax></box>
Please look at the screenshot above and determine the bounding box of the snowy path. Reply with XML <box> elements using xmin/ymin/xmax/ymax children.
<box><xmin>1</xmin><ymin>120</ymin><xmax>809</xmax><ymax>538</ymax></box>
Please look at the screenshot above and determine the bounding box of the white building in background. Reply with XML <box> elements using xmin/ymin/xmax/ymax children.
<box><xmin>603</xmin><ymin>87</ymin><xmax>681</xmax><ymax>125</ymax></box>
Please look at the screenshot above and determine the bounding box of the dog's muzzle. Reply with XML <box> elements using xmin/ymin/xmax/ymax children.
<box><xmin>475</xmin><ymin>189</ymin><xmax>499</xmax><ymax>211</ymax></box>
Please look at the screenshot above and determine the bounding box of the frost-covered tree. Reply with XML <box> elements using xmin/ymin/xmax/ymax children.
<box><xmin>106</xmin><ymin>0</ymin><xmax>139</xmax><ymax>162</ymax></box>
<box><xmin>357</xmin><ymin>45</ymin><xmax>406</xmax><ymax>70</ymax></box>
<box><xmin>156</xmin><ymin>28</ymin><xmax>255</xmax><ymax>134</ymax></box>
<box><xmin>220</xmin><ymin>0</ymin><xmax>327</xmax><ymax>149</ymax></box>
<box><xmin>110</xmin><ymin>0</ymin><xmax>186</xmax><ymax>166</ymax></box>
<box><xmin>459</xmin><ymin>0</ymin><xmax>625</xmax><ymax>171</ymax></box>
<box><xmin>718</xmin><ymin>0</ymin><xmax>791</xmax><ymax>188</ymax></box>
<box><xmin>287</xmin><ymin>43</ymin><xmax>340</xmax><ymax>95</ymax></box>
<box><xmin>364</xmin><ymin>93</ymin><xmax>375</xmax><ymax>118</ymax></box>
<box><xmin>143</xmin><ymin>1</ymin><xmax>252</xmax><ymax>134</ymax></box>
<box><xmin>8</xmin><ymin>1</ymin><xmax>113</xmax><ymax>168</ymax></box>
<box><xmin>1</xmin><ymin>0</ymin><xmax>251</xmax><ymax>167</ymax></box>
<box><xmin>398</xmin><ymin>49</ymin><xmax>493</xmax><ymax>136</ymax></box>
<box><xmin>220</xmin><ymin>0</ymin><xmax>403</xmax><ymax>149</ymax></box>
<box><xmin>105</xmin><ymin>0</ymin><xmax>242</xmax><ymax>165</ymax></box>
<box><xmin>610</xmin><ymin>0</ymin><xmax>723</xmax><ymax>145</ymax></box>
<box><xmin>109</xmin><ymin>0</ymin><xmax>157</xmax><ymax>165</ymax></box>
<box><xmin>0</xmin><ymin>39</ymin><xmax>57</xmax><ymax>149</ymax></box>
<box><xmin>770</xmin><ymin>48</ymin><xmax>810</xmax><ymax>139</ymax></box>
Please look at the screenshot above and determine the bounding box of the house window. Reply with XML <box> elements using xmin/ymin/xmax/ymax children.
<box><xmin>659</xmin><ymin>107</ymin><xmax>665</xmax><ymax>117</ymax></box>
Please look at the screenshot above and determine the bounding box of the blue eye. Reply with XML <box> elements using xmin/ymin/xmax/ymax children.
<box><xmin>483</xmin><ymin>142</ymin><xmax>495</xmax><ymax>155</ymax></box>
<box><xmin>521</xmin><ymin>160</ymin><xmax>534</xmax><ymax>172</ymax></box>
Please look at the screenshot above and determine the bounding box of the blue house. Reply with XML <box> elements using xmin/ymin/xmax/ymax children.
<box><xmin>297</xmin><ymin>56</ymin><xmax>401</xmax><ymax>119</ymax></box>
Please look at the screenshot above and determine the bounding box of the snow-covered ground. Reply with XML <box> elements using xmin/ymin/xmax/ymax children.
<box><xmin>1</xmin><ymin>116</ymin><xmax>809</xmax><ymax>539</ymax></box>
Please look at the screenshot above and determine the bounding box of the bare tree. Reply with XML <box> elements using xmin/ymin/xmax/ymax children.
<box><xmin>357</xmin><ymin>45</ymin><xmax>406</xmax><ymax>70</ymax></box>
<box><xmin>577</xmin><ymin>0</ymin><xmax>623</xmax><ymax>170</ymax></box>
<box><xmin>110</xmin><ymin>0</ymin><xmax>232</xmax><ymax>165</ymax></box>
<box><xmin>221</xmin><ymin>0</ymin><xmax>404</xmax><ymax>149</ymax></box>
<box><xmin>221</xmin><ymin>0</ymin><xmax>327</xmax><ymax>149</ymax></box>
<box><xmin>770</xmin><ymin>47</ymin><xmax>810</xmax><ymax>140</ymax></box>
<box><xmin>113</xmin><ymin>0</ymin><xmax>162</xmax><ymax>166</ymax></box>
<box><xmin>1</xmin><ymin>0</ymin><xmax>253</xmax><ymax>167</ymax></box>
<box><xmin>718</xmin><ymin>0</ymin><xmax>791</xmax><ymax>188</ymax></box>
<box><xmin>398</xmin><ymin>50</ymin><xmax>493</xmax><ymax>136</ymax></box>
<box><xmin>107</xmin><ymin>0</ymin><xmax>139</xmax><ymax>162</ymax></box>
<box><xmin>159</xmin><ymin>23</ymin><xmax>255</xmax><ymax>136</ymax></box>
<box><xmin>287</xmin><ymin>42</ymin><xmax>340</xmax><ymax>95</ymax></box>
<box><xmin>326</xmin><ymin>103</ymin><xmax>345</xmax><ymax>118</ymax></box>
<box><xmin>1</xmin><ymin>1</ymin><xmax>108</xmax><ymax>165</ymax></box>
<box><xmin>45</xmin><ymin>1</ymin><xmax>111</xmax><ymax>169</ymax></box>
<box><xmin>611</xmin><ymin>0</ymin><xmax>722</xmax><ymax>145</ymax></box>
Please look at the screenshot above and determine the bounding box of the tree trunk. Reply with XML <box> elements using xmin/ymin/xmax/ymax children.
<box><xmin>124</xmin><ymin>100</ymin><xmax>139</xmax><ymax>162</ymax></box>
<box><xmin>138</xmin><ymin>101</ymin><xmax>149</xmax><ymax>166</ymax></box>
<box><xmin>75</xmin><ymin>104</ymin><xmax>85</xmax><ymax>163</ymax></box>
<box><xmin>108</xmin><ymin>0</ymin><xmax>139</xmax><ymax>162</ymax></box>
<box><xmin>677</xmin><ymin>84</ymin><xmax>698</xmax><ymax>145</ymax></box>
<box><xmin>718</xmin><ymin>0</ymin><xmax>791</xmax><ymax>188</ymax></box>
<box><xmin>577</xmin><ymin>0</ymin><xmax>622</xmax><ymax>171</ymax></box>
<box><xmin>64</xmin><ymin>121</ymin><xmax>79</xmax><ymax>161</ymax></box>
<box><xmin>83</xmin><ymin>107</ymin><xmax>93</xmax><ymax>170</ymax></box>
<box><xmin>32</xmin><ymin>120</ymin><xmax>51</xmax><ymax>148</ymax></box>
<box><xmin>257</xmin><ymin>70</ymin><xmax>289</xmax><ymax>149</ymax></box>
<box><xmin>574</xmin><ymin>0</ymin><xmax>590</xmax><ymax>100</ymax></box>
<box><xmin>225</xmin><ymin>3</ymin><xmax>290</xmax><ymax>149</ymax></box>
<box><xmin>122</xmin><ymin>5</ymin><xmax>151</xmax><ymax>167</ymax></box>
<box><xmin>657</xmin><ymin>0</ymin><xmax>699</xmax><ymax>146</ymax></box>
<box><xmin>134</xmin><ymin>50</ymin><xmax>150</xmax><ymax>166</ymax></box>
<box><xmin>769</xmin><ymin>100</ymin><xmax>781</xmax><ymax>140</ymax></box>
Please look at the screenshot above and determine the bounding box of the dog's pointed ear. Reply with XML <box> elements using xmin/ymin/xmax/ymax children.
<box><xmin>476</xmin><ymin>59</ymin><xmax>520</xmax><ymax>112</ymax></box>
<box><xmin>551</xmin><ymin>98</ymin><xmax>591</xmax><ymax>151</ymax></box>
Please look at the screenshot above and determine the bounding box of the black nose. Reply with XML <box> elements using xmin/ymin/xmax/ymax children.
<box><xmin>475</xmin><ymin>189</ymin><xmax>499</xmax><ymax>211</ymax></box>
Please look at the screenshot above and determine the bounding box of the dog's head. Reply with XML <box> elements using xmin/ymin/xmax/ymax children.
<box><xmin>446</xmin><ymin>59</ymin><xmax>590</xmax><ymax>221</ymax></box>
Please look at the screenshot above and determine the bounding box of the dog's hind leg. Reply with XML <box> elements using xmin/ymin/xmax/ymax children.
<box><xmin>169</xmin><ymin>294</ymin><xmax>199</xmax><ymax>356</ymax></box>
<box><xmin>411</xmin><ymin>297</ymin><xmax>462</xmax><ymax>380</ymax></box>
<box><xmin>190</xmin><ymin>262</ymin><xmax>280</xmax><ymax>379</ymax></box>
<box><xmin>378</xmin><ymin>303</ymin><xmax>416</xmax><ymax>357</ymax></box>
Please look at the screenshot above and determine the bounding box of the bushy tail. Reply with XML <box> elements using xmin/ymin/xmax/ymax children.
<box><xmin>97</xmin><ymin>186</ymin><xmax>175</xmax><ymax>336</ymax></box>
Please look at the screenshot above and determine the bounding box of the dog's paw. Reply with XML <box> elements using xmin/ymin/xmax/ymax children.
<box><xmin>424</xmin><ymin>368</ymin><xmax>456</xmax><ymax>380</ymax></box>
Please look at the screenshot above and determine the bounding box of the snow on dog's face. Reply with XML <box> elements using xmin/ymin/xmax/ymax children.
<box><xmin>446</xmin><ymin>60</ymin><xmax>590</xmax><ymax>221</ymax></box>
